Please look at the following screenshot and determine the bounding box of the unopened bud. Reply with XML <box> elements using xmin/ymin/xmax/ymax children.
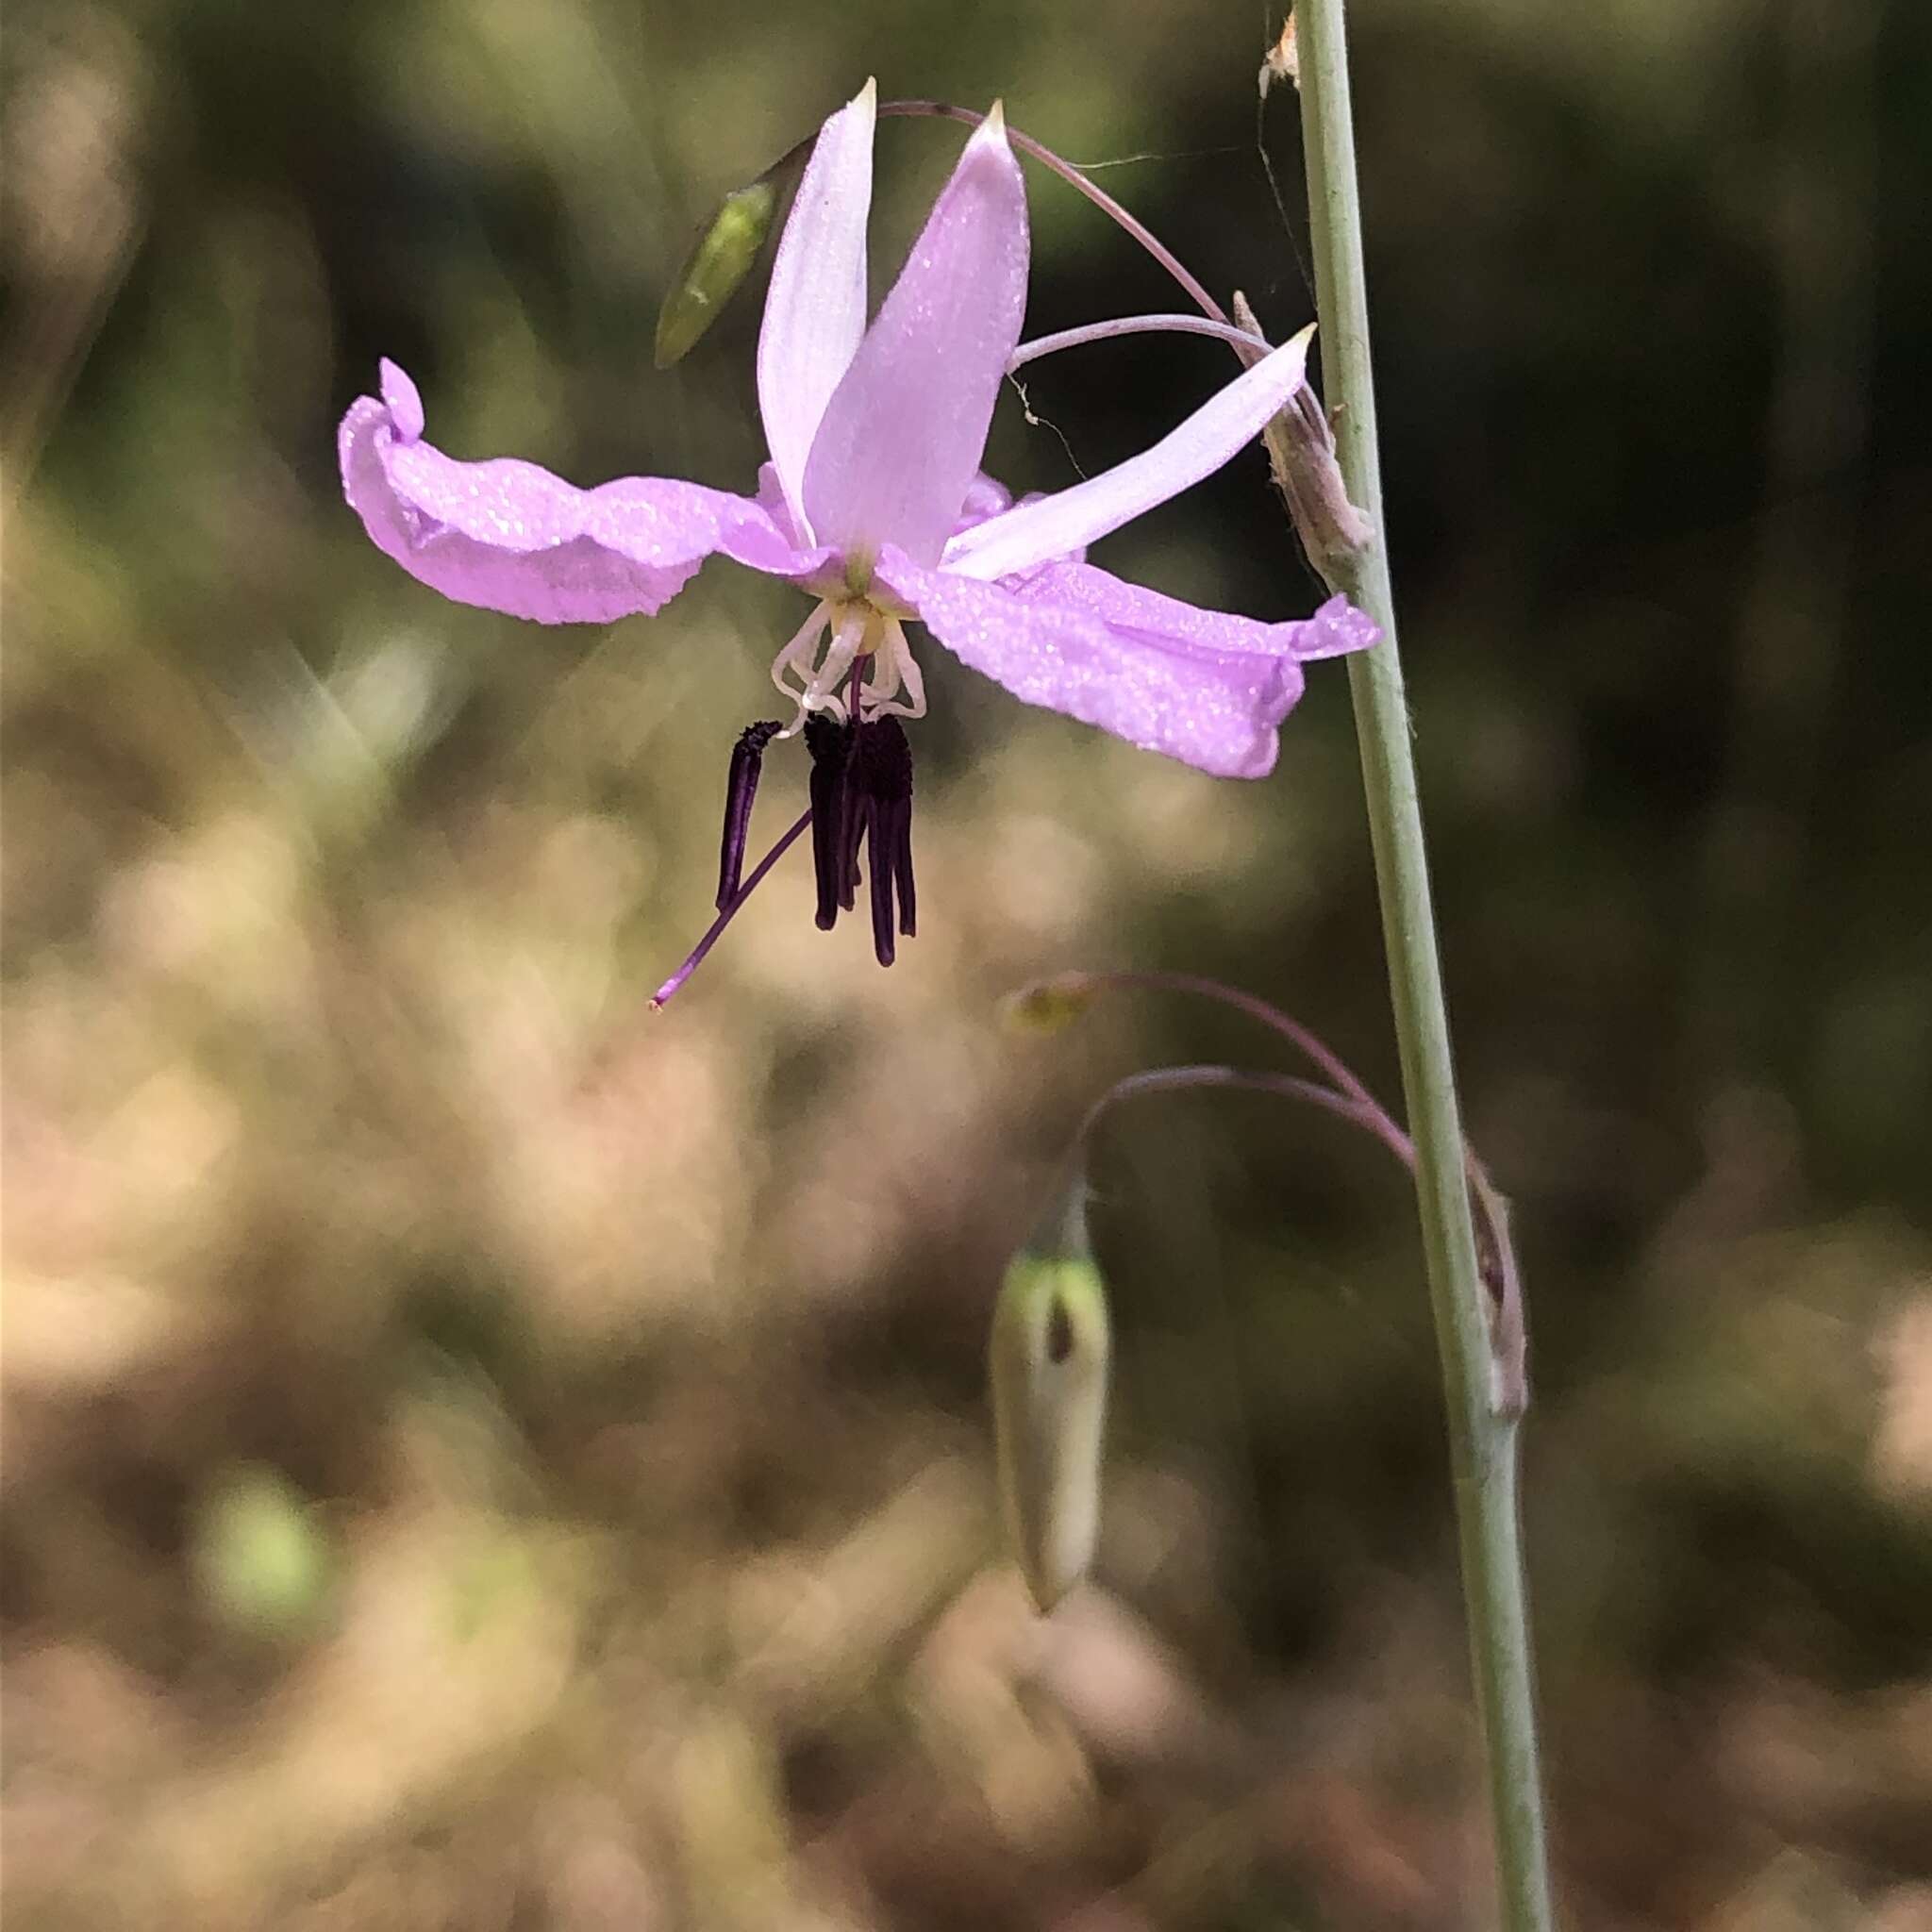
<box><xmin>990</xmin><ymin>1190</ymin><xmax>1110</xmax><ymax>1611</ymax></box>
<box><xmin>998</xmin><ymin>971</ymin><xmax>1100</xmax><ymax>1038</ymax></box>
<box><xmin>1234</xmin><ymin>291</ymin><xmax>1374</xmax><ymax>581</ymax></box>
<box><xmin>654</xmin><ymin>180</ymin><xmax>778</xmax><ymax>369</ymax></box>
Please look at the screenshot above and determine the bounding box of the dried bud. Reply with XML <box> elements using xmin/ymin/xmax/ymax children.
<box><xmin>1260</xmin><ymin>13</ymin><xmax>1299</xmax><ymax>96</ymax></box>
<box><xmin>998</xmin><ymin>971</ymin><xmax>1101</xmax><ymax>1038</ymax></box>
<box><xmin>990</xmin><ymin>1191</ymin><xmax>1110</xmax><ymax>1611</ymax></box>
<box><xmin>1234</xmin><ymin>291</ymin><xmax>1374</xmax><ymax>582</ymax></box>
<box><xmin>654</xmin><ymin>180</ymin><xmax>778</xmax><ymax>370</ymax></box>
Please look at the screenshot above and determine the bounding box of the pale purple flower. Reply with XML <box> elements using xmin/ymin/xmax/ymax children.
<box><xmin>338</xmin><ymin>80</ymin><xmax>1376</xmax><ymax>975</ymax></box>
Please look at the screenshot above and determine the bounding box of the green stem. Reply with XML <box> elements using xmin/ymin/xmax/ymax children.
<box><xmin>1291</xmin><ymin>5</ymin><xmax>1557</xmax><ymax>1925</ymax></box>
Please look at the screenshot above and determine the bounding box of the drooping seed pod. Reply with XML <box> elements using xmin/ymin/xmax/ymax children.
<box><xmin>990</xmin><ymin>1194</ymin><xmax>1111</xmax><ymax>1612</ymax></box>
<box><xmin>654</xmin><ymin>179</ymin><xmax>779</xmax><ymax>370</ymax></box>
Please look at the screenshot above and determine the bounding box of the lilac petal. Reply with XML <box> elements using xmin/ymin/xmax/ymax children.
<box><xmin>875</xmin><ymin>547</ymin><xmax>1375</xmax><ymax>779</ymax></box>
<box><xmin>758</xmin><ymin>79</ymin><xmax>875</xmax><ymax>543</ymax></box>
<box><xmin>1003</xmin><ymin>558</ymin><xmax>1378</xmax><ymax>666</ymax></box>
<box><xmin>949</xmin><ymin>474</ymin><xmax>1093</xmax><ymax>571</ymax></box>
<box><xmin>757</xmin><ymin>457</ymin><xmax>1024</xmax><ymax>557</ymax></box>
<box><xmin>754</xmin><ymin>461</ymin><xmax>801</xmax><ymax>544</ymax></box>
<box><xmin>956</xmin><ymin>472</ymin><xmax>1012</xmax><ymax>530</ymax></box>
<box><xmin>340</xmin><ymin>361</ymin><xmax>826</xmax><ymax>624</ymax></box>
<box><xmin>759</xmin><ymin>458</ymin><xmax>1025</xmax><ymax>559</ymax></box>
<box><xmin>803</xmin><ymin>106</ymin><xmax>1028</xmax><ymax>569</ymax></box>
<box><xmin>941</xmin><ymin>324</ymin><xmax>1316</xmax><ymax>582</ymax></box>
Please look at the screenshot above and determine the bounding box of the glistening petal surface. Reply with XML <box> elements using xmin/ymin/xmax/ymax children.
<box><xmin>757</xmin><ymin>79</ymin><xmax>876</xmax><ymax>541</ymax></box>
<box><xmin>1004</xmin><ymin>558</ymin><xmax>1377</xmax><ymax>664</ymax></box>
<box><xmin>941</xmin><ymin>324</ymin><xmax>1316</xmax><ymax>581</ymax></box>
<box><xmin>755</xmin><ymin>458</ymin><xmax>1028</xmax><ymax>552</ymax></box>
<box><xmin>340</xmin><ymin>360</ymin><xmax>824</xmax><ymax>625</ymax></box>
<box><xmin>802</xmin><ymin>108</ymin><xmax>1028</xmax><ymax>568</ymax></box>
<box><xmin>876</xmin><ymin>546</ymin><xmax>1374</xmax><ymax>778</ymax></box>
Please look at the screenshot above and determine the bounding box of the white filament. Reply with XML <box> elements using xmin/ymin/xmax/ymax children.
<box><xmin>769</xmin><ymin>601</ymin><xmax>927</xmax><ymax>728</ymax></box>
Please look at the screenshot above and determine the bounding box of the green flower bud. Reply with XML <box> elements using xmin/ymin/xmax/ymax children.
<box><xmin>190</xmin><ymin>1462</ymin><xmax>334</xmax><ymax>1639</ymax></box>
<box><xmin>654</xmin><ymin>180</ymin><xmax>778</xmax><ymax>370</ymax></box>
<box><xmin>998</xmin><ymin>971</ymin><xmax>1100</xmax><ymax>1038</ymax></box>
<box><xmin>990</xmin><ymin>1201</ymin><xmax>1110</xmax><ymax>1612</ymax></box>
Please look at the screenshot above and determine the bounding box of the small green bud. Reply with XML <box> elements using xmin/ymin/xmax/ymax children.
<box><xmin>654</xmin><ymin>180</ymin><xmax>779</xmax><ymax>370</ymax></box>
<box><xmin>191</xmin><ymin>1463</ymin><xmax>334</xmax><ymax>1639</ymax></box>
<box><xmin>998</xmin><ymin>971</ymin><xmax>1100</xmax><ymax>1038</ymax></box>
<box><xmin>990</xmin><ymin>1204</ymin><xmax>1110</xmax><ymax>1612</ymax></box>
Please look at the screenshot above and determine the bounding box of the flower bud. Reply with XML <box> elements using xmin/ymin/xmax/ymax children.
<box><xmin>654</xmin><ymin>180</ymin><xmax>778</xmax><ymax>369</ymax></box>
<box><xmin>998</xmin><ymin>971</ymin><xmax>1100</xmax><ymax>1038</ymax></box>
<box><xmin>990</xmin><ymin>1191</ymin><xmax>1110</xmax><ymax>1611</ymax></box>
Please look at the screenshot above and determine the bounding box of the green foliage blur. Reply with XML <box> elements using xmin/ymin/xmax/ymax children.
<box><xmin>5</xmin><ymin>0</ymin><xmax>1931</xmax><ymax>1925</ymax></box>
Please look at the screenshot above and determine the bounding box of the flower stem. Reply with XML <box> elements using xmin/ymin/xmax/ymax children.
<box><xmin>1009</xmin><ymin>312</ymin><xmax>1269</xmax><ymax>371</ymax></box>
<box><xmin>1006</xmin><ymin>966</ymin><xmax>1525</xmax><ymax>1412</ymax></box>
<box><xmin>1291</xmin><ymin>5</ymin><xmax>1557</xmax><ymax>1924</ymax></box>
<box><xmin>1061</xmin><ymin>967</ymin><xmax>1381</xmax><ymax>1110</ymax></box>
<box><xmin>880</xmin><ymin>102</ymin><xmax>1228</xmax><ymax>324</ymax></box>
<box><xmin>1078</xmin><ymin>1061</ymin><xmax>1410</xmax><ymax>1164</ymax></box>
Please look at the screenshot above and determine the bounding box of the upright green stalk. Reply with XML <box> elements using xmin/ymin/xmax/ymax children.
<box><xmin>1291</xmin><ymin>5</ymin><xmax>1557</xmax><ymax>1925</ymax></box>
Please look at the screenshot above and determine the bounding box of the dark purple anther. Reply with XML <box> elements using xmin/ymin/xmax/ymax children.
<box><xmin>892</xmin><ymin>820</ymin><xmax>916</xmax><ymax>939</ymax></box>
<box><xmin>855</xmin><ymin>718</ymin><xmax>914</xmax><ymax>967</ymax></box>
<box><xmin>716</xmin><ymin>721</ymin><xmax>781</xmax><ymax>909</ymax></box>
<box><xmin>802</xmin><ymin>712</ymin><xmax>915</xmax><ymax>965</ymax></box>
<box><xmin>805</xmin><ymin>713</ymin><xmax>855</xmax><ymax>932</ymax></box>
<box><xmin>836</xmin><ymin>737</ymin><xmax>866</xmax><ymax>917</ymax></box>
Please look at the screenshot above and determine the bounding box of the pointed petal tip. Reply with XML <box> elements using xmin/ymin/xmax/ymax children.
<box><xmin>942</xmin><ymin>324</ymin><xmax>1317</xmax><ymax>582</ymax></box>
<box><xmin>970</xmin><ymin>99</ymin><xmax>1012</xmax><ymax>156</ymax></box>
<box><xmin>799</xmin><ymin>88</ymin><xmax>1027</xmax><ymax>565</ymax></box>
<box><xmin>757</xmin><ymin>72</ymin><xmax>877</xmax><ymax>540</ymax></box>
<box><xmin>839</xmin><ymin>76</ymin><xmax>878</xmax><ymax>140</ymax></box>
<box><xmin>377</xmin><ymin>358</ymin><xmax>424</xmax><ymax>442</ymax></box>
<box><xmin>1301</xmin><ymin>592</ymin><xmax>1382</xmax><ymax>658</ymax></box>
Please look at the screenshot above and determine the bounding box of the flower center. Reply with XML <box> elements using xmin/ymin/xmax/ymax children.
<box><xmin>770</xmin><ymin>595</ymin><xmax>927</xmax><ymax>730</ymax></box>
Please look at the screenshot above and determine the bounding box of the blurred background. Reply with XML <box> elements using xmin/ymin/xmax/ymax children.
<box><xmin>5</xmin><ymin>0</ymin><xmax>1931</xmax><ymax>1925</ymax></box>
